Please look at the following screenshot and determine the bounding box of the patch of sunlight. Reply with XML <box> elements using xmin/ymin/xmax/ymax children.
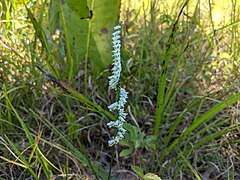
<box><xmin>121</xmin><ymin>0</ymin><xmax>239</xmax><ymax>30</ymax></box>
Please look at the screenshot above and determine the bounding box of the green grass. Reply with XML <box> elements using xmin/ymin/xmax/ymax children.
<box><xmin>0</xmin><ymin>0</ymin><xmax>240</xmax><ymax>179</ymax></box>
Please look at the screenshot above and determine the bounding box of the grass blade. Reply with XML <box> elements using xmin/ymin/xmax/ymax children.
<box><xmin>160</xmin><ymin>92</ymin><xmax>240</xmax><ymax>162</ymax></box>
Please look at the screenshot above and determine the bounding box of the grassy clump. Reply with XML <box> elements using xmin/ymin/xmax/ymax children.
<box><xmin>0</xmin><ymin>0</ymin><xmax>240</xmax><ymax>179</ymax></box>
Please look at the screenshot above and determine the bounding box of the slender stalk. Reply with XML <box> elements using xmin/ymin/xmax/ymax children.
<box><xmin>108</xmin><ymin>146</ymin><xmax>115</xmax><ymax>180</ymax></box>
<box><xmin>58</xmin><ymin>0</ymin><xmax>74</xmax><ymax>81</ymax></box>
<box><xmin>153</xmin><ymin>0</ymin><xmax>190</xmax><ymax>140</ymax></box>
<box><xmin>152</xmin><ymin>0</ymin><xmax>190</xmax><ymax>172</ymax></box>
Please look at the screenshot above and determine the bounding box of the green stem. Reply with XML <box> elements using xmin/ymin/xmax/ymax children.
<box><xmin>108</xmin><ymin>146</ymin><xmax>115</xmax><ymax>180</ymax></box>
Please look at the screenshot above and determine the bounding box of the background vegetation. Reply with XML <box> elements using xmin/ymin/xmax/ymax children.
<box><xmin>0</xmin><ymin>0</ymin><xmax>239</xmax><ymax>179</ymax></box>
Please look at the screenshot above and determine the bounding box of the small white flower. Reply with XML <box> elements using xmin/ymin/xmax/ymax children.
<box><xmin>119</xmin><ymin>108</ymin><xmax>127</xmax><ymax>117</ymax></box>
<box><xmin>113</xmin><ymin>43</ymin><xmax>121</xmax><ymax>50</ymax></box>
<box><xmin>118</xmin><ymin>88</ymin><xmax>128</xmax><ymax>107</ymax></box>
<box><xmin>114</xmin><ymin>136</ymin><xmax>120</xmax><ymax>143</ymax></box>
<box><xmin>115</xmin><ymin>120</ymin><xmax>123</xmax><ymax>128</ymax></box>
<box><xmin>108</xmin><ymin>139</ymin><xmax>116</xmax><ymax>146</ymax></box>
<box><xmin>118</xmin><ymin>127</ymin><xmax>126</xmax><ymax>134</ymax></box>
<box><xmin>118</xmin><ymin>115</ymin><xmax>126</xmax><ymax>122</ymax></box>
<box><xmin>107</xmin><ymin>121</ymin><xmax>115</xmax><ymax>127</ymax></box>
<box><xmin>108</xmin><ymin>102</ymin><xmax>119</xmax><ymax>110</ymax></box>
<box><xmin>113</xmin><ymin>55</ymin><xmax>120</xmax><ymax>59</ymax></box>
<box><xmin>114</xmin><ymin>25</ymin><xmax>121</xmax><ymax>30</ymax></box>
<box><xmin>112</xmin><ymin>49</ymin><xmax>120</xmax><ymax>55</ymax></box>
<box><xmin>113</xmin><ymin>39</ymin><xmax>121</xmax><ymax>45</ymax></box>
<box><xmin>117</xmin><ymin>131</ymin><xmax>124</xmax><ymax>139</ymax></box>
<box><xmin>120</xmin><ymin>88</ymin><xmax>128</xmax><ymax>97</ymax></box>
<box><xmin>112</xmin><ymin>35</ymin><xmax>121</xmax><ymax>42</ymax></box>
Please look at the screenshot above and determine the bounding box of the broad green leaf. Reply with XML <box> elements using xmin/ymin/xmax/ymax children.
<box><xmin>119</xmin><ymin>139</ymin><xmax>130</xmax><ymax>147</ymax></box>
<box><xmin>124</xmin><ymin>123</ymin><xmax>137</xmax><ymax>135</ymax></box>
<box><xmin>49</xmin><ymin>0</ymin><xmax>121</xmax><ymax>76</ymax></box>
<box><xmin>49</xmin><ymin>0</ymin><xmax>60</xmax><ymax>34</ymax></box>
<box><xmin>145</xmin><ymin>135</ymin><xmax>156</xmax><ymax>144</ymax></box>
<box><xmin>143</xmin><ymin>173</ymin><xmax>162</xmax><ymax>180</ymax></box>
<box><xmin>131</xmin><ymin>165</ymin><xmax>144</xmax><ymax>178</ymax></box>
<box><xmin>134</xmin><ymin>139</ymin><xmax>141</xmax><ymax>149</ymax></box>
<box><xmin>119</xmin><ymin>148</ymin><xmax>132</xmax><ymax>157</ymax></box>
<box><xmin>65</xmin><ymin>0</ymin><xmax>90</xmax><ymax>19</ymax></box>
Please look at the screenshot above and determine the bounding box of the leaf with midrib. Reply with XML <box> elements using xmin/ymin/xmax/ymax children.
<box><xmin>64</xmin><ymin>0</ymin><xmax>90</xmax><ymax>19</ymax></box>
<box><xmin>49</xmin><ymin>0</ymin><xmax>121</xmax><ymax>76</ymax></box>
